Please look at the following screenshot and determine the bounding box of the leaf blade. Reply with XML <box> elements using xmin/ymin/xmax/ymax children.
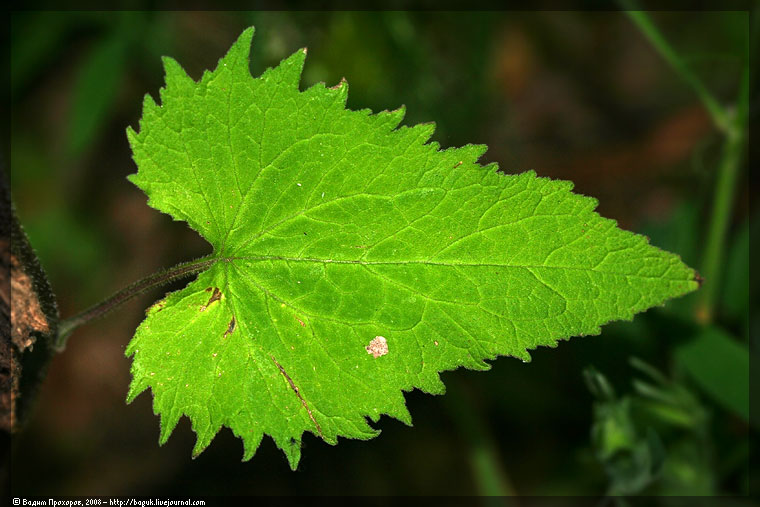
<box><xmin>126</xmin><ymin>27</ymin><xmax>699</xmax><ymax>468</ymax></box>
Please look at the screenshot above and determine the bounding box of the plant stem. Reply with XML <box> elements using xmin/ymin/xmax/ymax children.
<box><xmin>623</xmin><ymin>10</ymin><xmax>730</xmax><ymax>132</ymax></box>
<box><xmin>696</xmin><ymin>60</ymin><xmax>749</xmax><ymax>324</ymax></box>
<box><xmin>55</xmin><ymin>256</ymin><xmax>218</xmax><ymax>350</ymax></box>
<box><xmin>443</xmin><ymin>379</ymin><xmax>516</xmax><ymax>499</ymax></box>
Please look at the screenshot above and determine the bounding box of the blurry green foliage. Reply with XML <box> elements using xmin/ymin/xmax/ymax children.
<box><xmin>676</xmin><ymin>326</ymin><xmax>749</xmax><ymax>423</ymax></box>
<box><xmin>586</xmin><ymin>359</ymin><xmax>714</xmax><ymax>496</ymax></box>
<box><xmin>721</xmin><ymin>219</ymin><xmax>750</xmax><ymax>335</ymax></box>
<box><xmin>23</xmin><ymin>209</ymin><xmax>111</xmax><ymax>301</ymax></box>
<box><xmin>67</xmin><ymin>27</ymin><xmax>129</xmax><ymax>158</ymax></box>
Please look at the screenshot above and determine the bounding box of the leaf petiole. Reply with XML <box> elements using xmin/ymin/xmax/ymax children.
<box><xmin>55</xmin><ymin>255</ymin><xmax>219</xmax><ymax>350</ymax></box>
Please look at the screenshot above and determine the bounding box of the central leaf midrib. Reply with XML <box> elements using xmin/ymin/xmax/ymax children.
<box><xmin>213</xmin><ymin>254</ymin><xmax>691</xmax><ymax>281</ymax></box>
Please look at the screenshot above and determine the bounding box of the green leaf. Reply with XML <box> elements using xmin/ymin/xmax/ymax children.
<box><xmin>675</xmin><ymin>326</ymin><xmax>749</xmax><ymax>422</ymax></box>
<box><xmin>125</xmin><ymin>27</ymin><xmax>699</xmax><ymax>469</ymax></box>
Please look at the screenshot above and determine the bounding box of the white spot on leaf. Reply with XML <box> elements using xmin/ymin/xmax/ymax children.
<box><xmin>365</xmin><ymin>336</ymin><xmax>389</xmax><ymax>358</ymax></box>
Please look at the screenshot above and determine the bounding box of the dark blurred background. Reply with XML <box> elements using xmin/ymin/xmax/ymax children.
<box><xmin>7</xmin><ymin>10</ymin><xmax>755</xmax><ymax>498</ymax></box>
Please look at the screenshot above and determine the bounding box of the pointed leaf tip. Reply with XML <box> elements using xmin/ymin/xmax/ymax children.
<box><xmin>162</xmin><ymin>56</ymin><xmax>193</xmax><ymax>91</ymax></box>
<box><xmin>216</xmin><ymin>26</ymin><xmax>255</xmax><ymax>73</ymax></box>
<box><xmin>192</xmin><ymin>436</ymin><xmax>212</xmax><ymax>459</ymax></box>
<box><xmin>329</xmin><ymin>77</ymin><xmax>347</xmax><ymax>90</ymax></box>
<box><xmin>285</xmin><ymin>443</ymin><xmax>302</xmax><ymax>471</ymax></box>
<box><xmin>236</xmin><ymin>26</ymin><xmax>255</xmax><ymax>49</ymax></box>
<box><xmin>266</xmin><ymin>48</ymin><xmax>307</xmax><ymax>89</ymax></box>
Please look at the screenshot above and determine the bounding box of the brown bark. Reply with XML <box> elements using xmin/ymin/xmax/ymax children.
<box><xmin>0</xmin><ymin>166</ymin><xmax>59</xmax><ymax>438</ymax></box>
<box><xmin>0</xmin><ymin>238</ymin><xmax>11</xmax><ymax>433</ymax></box>
<box><xmin>0</xmin><ymin>238</ymin><xmax>52</xmax><ymax>432</ymax></box>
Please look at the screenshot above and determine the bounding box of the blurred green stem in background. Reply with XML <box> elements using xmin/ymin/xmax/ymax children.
<box><xmin>444</xmin><ymin>380</ymin><xmax>516</xmax><ymax>500</ymax></box>
<box><xmin>623</xmin><ymin>9</ymin><xmax>749</xmax><ymax>324</ymax></box>
<box><xmin>698</xmin><ymin>100</ymin><xmax>747</xmax><ymax>324</ymax></box>
<box><xmin>624</xmin><ymin>11</ymin><xmax>731</xmax><ymax>133</ymax></box>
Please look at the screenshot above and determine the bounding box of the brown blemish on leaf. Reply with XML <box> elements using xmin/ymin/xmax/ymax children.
<box><xmin>224</xmin><ymin>317</ymin><xmax>236</xmax><ymax>338</ymax></box>
<box><xmin>147</xmin><ymin>299</ymin><xmax>166</xmax><ymax>315</ymax></box>
<box><xmin>293</xmin><ymin>315</ymin><xmax>305</xmax><ymax>327</ymax></box>
<box><xmin>200</xmin><ymin>287</ymin><xmax>221</xmax><ymax>311</ymax></box>
<box><xmin>366</xmin><ymin>336</ymin><xmax>388</xmax><ymax>358</ymax></box>
<box><xmin>270</xmin><ymin>355</ymin><xmax>324</xmax><ymax>440</ymax></box>
<box><xmin>330</xmin><ymin>77</ymin><xmax>347</xmax><ymax>90</ymax></box>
